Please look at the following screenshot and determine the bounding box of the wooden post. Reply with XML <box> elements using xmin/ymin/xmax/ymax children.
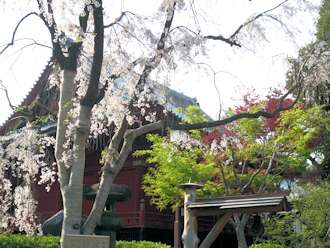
<box><xmin>180</xmin><ymin>182</ymin><xmax>202</xmax><ymax>248</ymax></box>
<box><xmin>199</xmin><ymin>213</ymin><xmax>232</xmax><ymax>248</ymax></box>
<box><xmin>174</xmin><ymin>207</ymin><xmax>181</xmax><ymax>248</ymax></box>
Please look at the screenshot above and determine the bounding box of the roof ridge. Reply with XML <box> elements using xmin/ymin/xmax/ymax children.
<box><xmin>0</xmin><ymin>57</ymin><xmax>53</xmax><ymax>135</ymax></box>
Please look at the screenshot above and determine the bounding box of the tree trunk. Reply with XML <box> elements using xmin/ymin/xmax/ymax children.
<box><xmin>234</xmin><ymin>214</ymin><xmax>249</xmax><ymax>248</ymax></box>
<box><xmin>236</xmin><ymin>225</ymin><xmax>248</xmax><ymax>248</ymax></box>
<box><xmin>83</xmin><ymin>121</ymin><xmax>163</xmax><ymax>234</ymax></box>
<box><xmin>82</xmin><ymin>170</ymin><xmax>114</xmax><ymax>234</ymax></box>
<box><xmin>61</xmin><ymin>105</ymin><xmax>92</xmax><ymax>246</ymax></box>
<box><xmin>55</xmin><ymin>70</ymin><xmax>74</xmax><ymax>187</ymax></box>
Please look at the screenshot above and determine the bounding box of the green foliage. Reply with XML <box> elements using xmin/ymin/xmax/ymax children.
<box><xmin>275</xmin><ymin>106</ymin><xmax>330</xmax><ymax>174</ymax></box>
<box><xmin>0</xmin><ymin>235</ymin><xmax>170</xmax><ymax>248</ymax></box>
<box><xmin>31</xmin><ymin>115</ymin><xmax>52</xmax><ymax>126</ymax></box>
<box><xmin>265</xmin><ymin>182</ymin><xmax>330</xmax><ymax>248</ymax></box>
<box><xmin>264</xmin><ymin>212</ymin><xmax>304</xmax><ymax>247</ymax></box>
<box><xmin>14</xmin><ymin>105</ymin><xmax>28</xmax><ymax>113</ymax></box>
<box><xmin>175</xmin><ymin>105</ymin><xmax>208</xmax><ymax>125</ymax></box>
<box><xmin>317</xmin><ymin>0</ymin><xmax>330</xmax><ymax>43</ymax></box>
<box><xmin>137</xmin><ymin>104</ymin><xmax>330</xmax><ymax>211</ymax></box>
<box><xmin>116</xmin><ymin>240</ymin><xmax>170</xmax><ymax>248</ymax></box>
<box><xmin>249</xmin><ymin>243</ymin><xmax>284</xmax><ymax>248</ymax></box>
<box><xmin>295</xmin><ymin>182</ymin><xmax>330</xmax><ymax>244</ymax></box>
<box><xmin>0</xmin><ymin>235</ymin><xmax>60</xmax><ymax>248</ymax></box>
<box><xmin>176</xmin><ymin>105</ymin><xmax>208</xmax><ymax>138</ymax></box>
<box><xmin>135</xmin><ymin>133</ymin><xmax>217</xmax><ymax>210</ymax></box>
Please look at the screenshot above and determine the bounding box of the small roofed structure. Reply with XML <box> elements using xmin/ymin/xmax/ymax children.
<box><xmin>189</xmin><ymin>193</ymin><xmax>290</xmax><ymax>217</ymax></box>
<box><xmin>180</xmin><ymin>182</ymin><xmax>291</xmax><ymax>248</ymax></box>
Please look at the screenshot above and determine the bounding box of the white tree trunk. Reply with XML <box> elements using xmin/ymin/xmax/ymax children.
<box><xmin>55</xmin><ymin>70</ymin><xmax>74</xmax><ymax>187</ymax></box>
<box><xmin>82</xmin><ymin>169</ymin><xmax>114</xmax><ymax>234</ymax></box>
<box><xmin>60</xmin><ymin>104</ymin><xmax>92</xmax><ymax>245</ymax></box>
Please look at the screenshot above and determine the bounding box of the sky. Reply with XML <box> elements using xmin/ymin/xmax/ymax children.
<box><xmin>0</xmin><ymin>0</ymin><xmax>322</xmax><ymax>125</ymax></box>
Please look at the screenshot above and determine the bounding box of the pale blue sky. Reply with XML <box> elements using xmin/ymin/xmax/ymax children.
<box><xmin>0</xmin><ymin>0</ymin><xmax>321</xmax><ymax>124</ymax></box>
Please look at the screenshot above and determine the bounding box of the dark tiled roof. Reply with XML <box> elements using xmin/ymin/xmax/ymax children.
<box><xmin>0</xmin><ymin>59</ymin><xmax>53</xmax><ymax>135</ymax></box>
<box><xmin>0</xmin><ymin>58</ymin><xmax>209</xmax><ymax>135</ymax></box>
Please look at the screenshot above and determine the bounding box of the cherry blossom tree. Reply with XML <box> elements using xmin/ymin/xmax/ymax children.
<box><xmin>0</xmin><ymin>0</ymin><xmax>320</xmax><ymax>247</ymax></box>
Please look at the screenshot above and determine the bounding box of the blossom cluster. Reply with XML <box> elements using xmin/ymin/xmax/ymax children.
<box><xmin>0</xmin><ymin>128</ymin><xmax>56</xmax><ymax>234</ymax></box>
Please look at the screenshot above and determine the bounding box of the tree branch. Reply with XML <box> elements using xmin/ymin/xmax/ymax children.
<box><xmin>0</xmin><ymin>80</ymin><xmax>15</xmax><ymax>110</ymax></box>
<box><xmin>36</xmin><ymin>0</ymin><xmax>66</xmax><ymax>67</ymax></box>
<box><xmin>117</xmin><ymin>120</ymin><xmax>164</xmax><ymax>166</ymax></box>
<box><xmin>104</xmin><ymin>11</ymin><xmax>136</xmax><ymax>29</ymax></box>
<box><xmin>0</xmin><ymin>12</ymin><xmax>40</xmax><ymax>55</ymax></box>
<box><xmin>132</xmin><ymin>1</ymin><xmax>176</xmax><ymax>97</ymax></box>
<box><xmin>204</xmin><ymin>0</ymin><xmax>289</xmax><ymax>47</ymax></box>
<box><xmin>81</xmin><ymin>1</ymin><xmax>104</xmax><ymax>107</ymax></box>
<box><xmin>169</xmin><ymin>100</ymin><xmax>293</xmax><ymax>130</ymax></box>
<box><xmin>204</xmin><ymin>34</ymin><xmax>241</xmax><ymax>47</ymax></box>
<box><xmin>241</xmin><ymin>160</ymin><xmax>265</xmax><ymax>193</ymax></box>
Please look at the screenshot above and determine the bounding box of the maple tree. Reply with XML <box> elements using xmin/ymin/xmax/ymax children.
<box><xmin>139</xmin><ymin>90</ymin><xmax>330</xmax><ymax>248</ymax></box>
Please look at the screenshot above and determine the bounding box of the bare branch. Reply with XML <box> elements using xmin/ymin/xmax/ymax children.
<box><xmin>0</xmin><ymin>12</ymin><xmax>40</xmax><ymax>55</ymax></box>
<box><xmin>231</xmin><ymin>0</ymin><xmax>289</xmax><ymax>39</ymax></box>
<box><xmin>104</xmin><ymin>11</ymin><xmax>136</xmax><ymax>29</ymax></box>
<box><xmin>195</xmin><ymin>62</ymin><xmax>222</xmax><ymax>119</ymax></box>
<box><xmin>169</xmin><ymin>96</ymin><xmax>295</xmax><ymax>130</ymax></box>
<box><xmin>204</xmin><ymin>0</ymin><xmax>289</xmax><ymax>47</ymax></box>
<box><xmin>5</xmin><ymin>41</ymin><xmax>52</xmax><ymax>56</ymax></box>
<box><xmin>204</xmin><ymin>34</ymin><xmax>241</xmax><ymax>47</ymax></box>
<box><xmin>0</xmin><ymin>80</ymin><xmax>15</xmax><ymax>110</ymax></box>
<box><xmin>258</xmin><ymin>145</ymin><xmax>277</xmax><ymax>193</ymax></box>
<box><xmin>241</xmin><ymin>160</ymin><xmax>265</xmax><ymax>193</ymax></box>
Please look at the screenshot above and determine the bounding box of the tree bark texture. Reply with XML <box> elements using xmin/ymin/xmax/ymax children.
<box><xmin>234</xmin><ymin>214</ymin><xmax>249</xmax><ymax>248</ymax></box>
<box><xmin>62</xmin><ymin>105</ymin><xmax>92</xmax><ymax>234</ymax></box>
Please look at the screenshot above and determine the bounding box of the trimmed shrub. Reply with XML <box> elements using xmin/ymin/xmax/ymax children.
<box><xmin>0</xmin><ymin>235</ymin><xmax>170</xmax><ymax>248</ymax></box>
<box><xmin>250</xmin><ymin>243</ymin><xmax>284</xmax><ymax>248</ymax></box>
<box><xmin>117</xmin><ymin>240</ymin><xmax>170</xmax><ymax>248</ymax></box>
<box><xmin>0</xmin><ymin>234</ymin><xmax>60</xmax><ymax>248</ymax></box>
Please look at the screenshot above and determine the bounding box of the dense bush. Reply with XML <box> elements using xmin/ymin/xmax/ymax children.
<box><xmin>0</xmin><ymin>234</ymin><xmax>60</xmax><ymax>248</ymax></box>
<box><xmin>117</xmin><ymin>240</ymin><xmax>170</xmax><ymax>248</ymax></box>
<box><xmin>250</xmin><ymin>243</ymin><xmax>284</xmax><ymax>248</ymax></box>
<box><xmin>0</xmin><ymin>235</ymin><xmax>170</xmax><ymax>248</ymax></box>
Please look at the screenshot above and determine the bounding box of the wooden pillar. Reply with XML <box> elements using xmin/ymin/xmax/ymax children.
<box><xmin>174</xmin><ymin>207</ymin><xmax>181</xmax><ymax>248</ymax></box>
<box><xmin>180</xmin><ymin>182</ymin><xmax>202</xmax><ymax>248</ymax></box>
<box><xmin>199</xmin><ymin>213</ymin><xmax>232</xmax><ymax>248</ymax></box>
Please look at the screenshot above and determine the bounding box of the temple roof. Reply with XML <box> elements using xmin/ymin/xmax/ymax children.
<box><xmin>0</xmin><ymin>58</ymin><xmax>209</xmax><ymax>136</ymax></box>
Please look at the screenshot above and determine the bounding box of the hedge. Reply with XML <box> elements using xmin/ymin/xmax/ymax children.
<box><xmin>250</xmin><ymin>243</ymin><xmax>284</xmax><ymax>248</ymax></box>
<box><xmin>0</xmin><ymin>235</ymin><xmax>60</xmax><ymax>248</ymax></box>
<box><xmin>117</xmin><ymin>240</ymin><xmax>170</xmax><ymax>248</ymax></box>
<box><xmin>0</xmin><ymin>235</ymin><xmax>170</xmax><ymax>248</ymax></box>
